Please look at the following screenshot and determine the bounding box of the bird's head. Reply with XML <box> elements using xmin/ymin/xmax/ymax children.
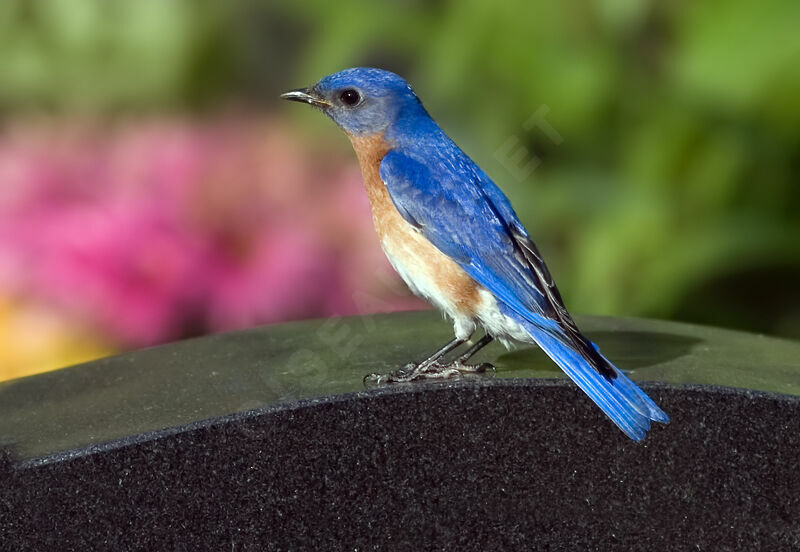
<box><xmin>281</xmin><ymin>68</ymin><xmax>424</xmax><ymax>136</ymax></box>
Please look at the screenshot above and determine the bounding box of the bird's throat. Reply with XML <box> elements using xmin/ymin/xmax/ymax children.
<box><xmin>348</xmin><ymin>132</ymin><xmax>394</xmax><ymax>233</ymax></box>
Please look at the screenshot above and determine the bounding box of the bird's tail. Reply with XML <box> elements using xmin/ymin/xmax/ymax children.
<box><xmin>529</xmin><ymin>328</ymin><xmax>669</xmax><ymax>441</ymax></box>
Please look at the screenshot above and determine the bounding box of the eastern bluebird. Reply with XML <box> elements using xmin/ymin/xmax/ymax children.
<box><xmin>282</xmin><ymin>68</ymin><xmax>668</xmax><ymax>441</ymax></box>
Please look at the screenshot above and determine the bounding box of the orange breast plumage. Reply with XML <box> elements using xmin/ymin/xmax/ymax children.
<box><xmin>348</xmin><ymin>133</ymin><xmax>482</xmax><ymax>338</ymax></box>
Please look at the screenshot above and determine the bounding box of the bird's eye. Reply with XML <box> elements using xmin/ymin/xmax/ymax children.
<box><xmin>339</xmin><ymin>88</ymin><xmax>361</xmax><ymax>106</ymax></box>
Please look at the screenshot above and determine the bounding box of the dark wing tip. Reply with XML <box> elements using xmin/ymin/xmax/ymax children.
<box><xmin>510</xmin><ymin>228</ymin><xmax>617</xmax><ymax>379</ymax></box>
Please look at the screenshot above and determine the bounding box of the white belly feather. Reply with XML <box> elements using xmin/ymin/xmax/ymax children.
<box><xmin>381</xmin><ymin>233</ymin><xmax>532</xmax><ymax>347</ymax></box>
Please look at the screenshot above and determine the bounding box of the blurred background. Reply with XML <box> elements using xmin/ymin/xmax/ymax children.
<box><xmin>1</xmin><ymin>0</ymin><xmax>798</xmax><ymax>381</ymax></box>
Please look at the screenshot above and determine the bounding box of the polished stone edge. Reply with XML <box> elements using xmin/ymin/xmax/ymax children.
<box><xmin>7</xmin><ymin>379</ymin><xmax>798</xmax><ymax>470</ymax></box>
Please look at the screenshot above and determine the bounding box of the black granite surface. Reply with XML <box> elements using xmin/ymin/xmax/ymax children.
<box><xmin>1</xmin><ymin>312</ymin><xmax>799</xmax><ymax>550</ymax></box>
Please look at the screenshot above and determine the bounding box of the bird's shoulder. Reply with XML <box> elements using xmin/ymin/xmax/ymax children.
<box><xmin>383</xmin><ymin>128</ymin><xmax>524</xmax><ymax>235</ymax></box>
<box><xmin>384</xmin><ymin>128</ymin><xmax>484</xmax><ymax>196</ymax></box>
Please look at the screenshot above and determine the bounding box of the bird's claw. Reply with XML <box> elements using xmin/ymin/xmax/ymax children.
<box><xmin>363</xmin><ymin>360</ymin><xmax>494</xmax><ymax>386</ymax></box>
<box><xmin>449</xmin><ymin>361</ymin><xmax>495</xmax><ymax>374</ymax></box>
<box><xmin>362</xmin><ymin>372</ymin><xmax>390</xmax><ymax>385</ymax></box>
<box><xmin>363</xmin><ymin>362</ymin><xmax>439</xmax><ymax>385</ymax></box>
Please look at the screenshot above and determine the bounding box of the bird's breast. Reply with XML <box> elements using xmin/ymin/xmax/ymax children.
<box><xmin>348</xmin><ymin>132</ymin><xmax>481</xmax><ymax>317</ymax></box>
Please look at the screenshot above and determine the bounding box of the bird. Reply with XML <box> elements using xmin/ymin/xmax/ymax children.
<box><xmin>281</xmin><ymin>67</ymin><xmax>668</xmax><ymax>441</ymax></box>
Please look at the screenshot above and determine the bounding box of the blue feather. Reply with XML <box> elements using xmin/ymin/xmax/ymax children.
<box><xmin>538</xmin><ymin>330</ymin><xmax>669</xmax><ymax>440</ymax></box>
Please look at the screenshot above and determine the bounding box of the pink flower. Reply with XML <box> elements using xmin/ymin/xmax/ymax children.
<box><xmin>0</xmin><ymin>118</ymin><xmax>425</xmax><ymax>349</ymax></box>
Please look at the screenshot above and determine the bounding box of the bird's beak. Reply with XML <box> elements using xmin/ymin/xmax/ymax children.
<box><xmin>280</xmin><ymin>88</ymin><xmax>330</xmax><ymax>108</ymax></box>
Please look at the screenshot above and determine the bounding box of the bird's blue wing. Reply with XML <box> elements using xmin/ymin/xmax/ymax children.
<box><xmin>379</xmin><ymin>149</ymin><xmax>668</xmax><ymax>439</ymax></box>
<box><xmin>379</xmin><ymin>149</ymin><xmax>580</xmax><ymax>346</ymax></box>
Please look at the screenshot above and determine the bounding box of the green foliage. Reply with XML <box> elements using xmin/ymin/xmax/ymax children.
<box><xmin>0</xmin><ymin>0</ymin><xmax>230</xmax><ymax>111</ymax></box>
<box><xmin>1</xmin><ymin>0</ymin><xmax>798</xmax><ymax>336</ymax></box>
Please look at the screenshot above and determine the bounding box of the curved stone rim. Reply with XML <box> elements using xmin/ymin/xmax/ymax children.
<box><xmin>1</xmin><ymin>311</ymin><xmax>798</xmax><ymax>462</ymax></box>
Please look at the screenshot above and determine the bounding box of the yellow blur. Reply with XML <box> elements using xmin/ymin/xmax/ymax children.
<box><xmin>0</xmin><ymin>298</ymin><xmax>114</xmax><ymax>382</ymax></box>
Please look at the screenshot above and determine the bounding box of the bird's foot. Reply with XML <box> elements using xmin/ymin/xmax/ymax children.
<box><xmin>447</xmin><ymin>360</ymin><xmax>495</xmax><ymax>374</ymax></box>
<box><xmin>363</xmin><ymin>361</ymin><xmax>460</xmax><ymax>385</ymax></box>
<box><xmin>363</xmin><ymin>360</ymin><xmax>494</xmax><ymax>385</ymax></box>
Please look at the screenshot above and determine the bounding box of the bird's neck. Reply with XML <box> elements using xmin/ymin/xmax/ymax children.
<box><xmin>385</xmin><ymin>111</ymin><xmax>444</xmax><ymax>150</ymax></box>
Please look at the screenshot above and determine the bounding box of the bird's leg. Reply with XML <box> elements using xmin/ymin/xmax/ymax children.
<box><xmin>363</xmin><ymin>336</ymin><xmax>467</xmax><ymax>384</ymax></box>
<box><xmin>445</xmin><ymin>333</ymin><xmax>495</xmax><ymax>373</ymax></box>
<box><xmin>412</xmin><ymin>335</ymin><xmax>467</xmax><ymax>371</ymax></box>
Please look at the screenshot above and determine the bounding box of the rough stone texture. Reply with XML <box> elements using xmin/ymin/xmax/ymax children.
<box><xmin>1</xmin><ymin>313</ymin><xmax>799</xmax><ymax>550</ymax></box>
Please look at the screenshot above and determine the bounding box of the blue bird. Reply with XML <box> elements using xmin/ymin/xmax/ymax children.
<box><xmin>282</xmin><ymin>68</ymin><xmax>668</xmax><ymax>441</ymax></box>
